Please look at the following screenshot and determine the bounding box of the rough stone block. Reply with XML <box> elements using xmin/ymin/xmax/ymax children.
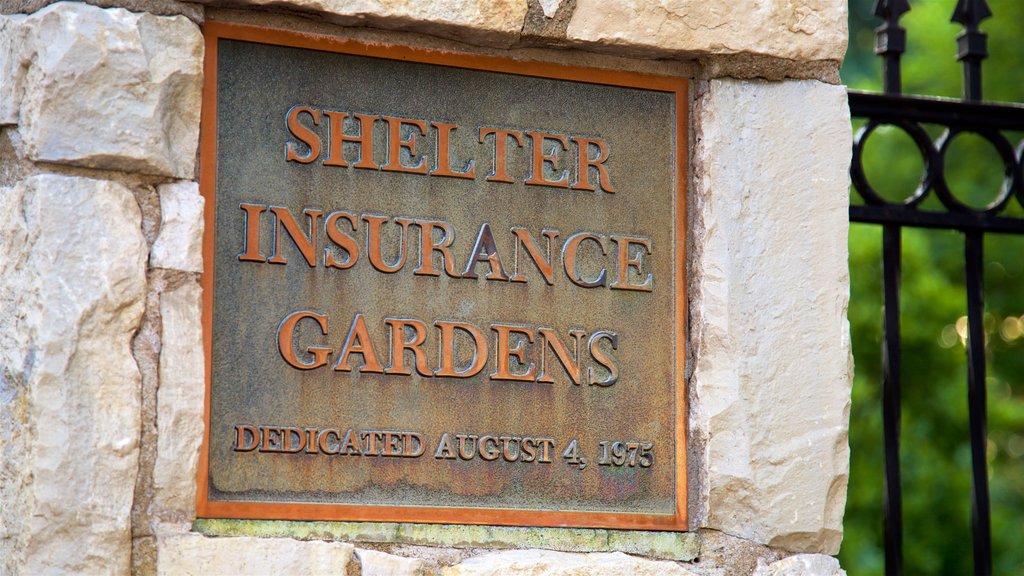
<box><xmin>442</xmin><ymin>549</ymin><xmax>698</xmax><ymax>575</ymax></box>
<box><xmin>754</xmin><ymin>553</ymin><xmax>847</xmax><ymax>576</ymax></box>
<box><xmin>357</xmin><ymin>548</ymin><xmax>425</xmax><ymax>576</ymax></box>
<box><xmin>0</xmin><ymin>173</ymin><xmax>147</xmax><ymax>574</ymax></box>
<box><xmin>567</xmin><ymin>0</ymin><xmax>847</xmax><ymax>61</ymax></box>
<box><xmin>157</xmin><ymin>532</ymin><xmax>355</xmax><ymax>575</ymax></box>
<box><xmin>151</xmin><ymin>181</ymin><xmax>204</xmax><ymax>272</ymax></box>
<box><xmin>0</xmin><ymin>13</ymin><xmax>28</xmax><ymax>125</ymax></box>
<box><xmin>1</xmin><ymin>3</ymin><xmax>202</xmax><ymax>178</ymax></box>
<box><xmin>192</xmin><ymin>0</ymin><xmax>529</xmax><ymax>47</ymax></box>
<box><xmin>689</xmin><ymin>79</ymin><xmax>852</xmax><ymax>554</ymax></box>
<box><xmin>151</xmin><ymin>280</ymin><xmax>204</xmax><ymax>523</ymax></box>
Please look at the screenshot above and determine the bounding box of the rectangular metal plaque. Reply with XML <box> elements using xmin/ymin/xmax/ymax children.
<box><xmin>197</xmin><ymin>22</ymin><xmax>688</xmax><ymax>530</ymax></box>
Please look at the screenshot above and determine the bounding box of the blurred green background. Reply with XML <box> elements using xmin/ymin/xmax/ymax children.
<box><xmin>840</xmin><ymin>0</ymin><xmax>1024</xmax><ymax>574</ymax></box>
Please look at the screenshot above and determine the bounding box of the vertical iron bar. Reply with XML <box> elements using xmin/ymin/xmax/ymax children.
<box><xmin>881</xmin><ymin>224</ymin><xmax>903</xmax><ymax>576</ymax></box>
<box><xmin>964</xmin><ymin>231</ymin><xmax>992</xmax><ymax>576</ymax></box>
<box><xmin>954</xmin><ymin>3</ymin><xmax>994</xmax><ymax>572</ymax></box>
<box><xmin>873</xmin><ymin>0</ymin><xmax>911</xmax><ymax>95</ymax></box>
<box><xmin>961</xmin><ymin>50</ymin><xmax>983</xmax><ymax>102</ymax></box>
<box><xmin>880</xmin><ymin>42</ymin><xmax>902</xmax><ymax>96</ymax></box>
<box><xmin>872</xmin><ymin>6</ymin><xmax>910</xmax><ymax>574</ymax></box>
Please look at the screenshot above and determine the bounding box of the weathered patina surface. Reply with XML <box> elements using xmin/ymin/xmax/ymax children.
<box><xmin>202</xmin><ymin>25</ymin><xmax>685</xmax><ymax>528</ymax></box>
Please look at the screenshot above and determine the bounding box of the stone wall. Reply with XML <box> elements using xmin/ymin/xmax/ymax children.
<box><xmin>0</xmin><ymin>1</ymin><xmax>852</xmax><ymax>575</ymax></box>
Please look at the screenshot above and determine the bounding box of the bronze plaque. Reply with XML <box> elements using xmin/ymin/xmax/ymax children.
<box><xmin>197</xmin><ymin>22</ymin><xmax>688</xmax><ymax>530</ymax></box>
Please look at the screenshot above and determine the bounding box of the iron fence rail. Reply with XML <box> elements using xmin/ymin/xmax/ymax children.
<box><xmin>848</xmin><ymin>1</ymin><xmax>1024</xmax><ymax>575</ymax></box>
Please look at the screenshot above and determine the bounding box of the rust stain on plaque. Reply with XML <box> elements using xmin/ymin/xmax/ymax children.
<box><xmin>197</xmin><ymin>21</ymin><xmax>688</xmax><ymax>530</ymax></box>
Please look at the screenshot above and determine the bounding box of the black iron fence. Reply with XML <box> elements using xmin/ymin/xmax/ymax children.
<box><xmin>848</xmin><ymin>1</ymin><xmax>1024</xmax><ymax>574</ymax></box>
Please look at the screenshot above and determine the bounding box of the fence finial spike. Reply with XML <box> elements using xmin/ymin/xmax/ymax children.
<box><xmin>872</xmin><ymin>0</ymin><xmax>911</xmax><ymax>94</ymax></box>
<box><xmin>951</xmin><ymin>0</ymin><xmax>992</xmax><ymax>100</ymax></box>
<box><xmin>951</xmin><ymin>0</ymin><xmax>992</xmax><ymax>27</ymax></box>
<box><xmin>874</xmin><ymin>0</ymin><xmax>911</xmax><ymax>20</ymax></box>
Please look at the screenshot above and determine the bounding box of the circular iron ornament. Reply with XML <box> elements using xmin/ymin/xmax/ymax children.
<box><xmin>851</xmin><ymin>119</ymin><xmax>937</xmax><ymax>207</ymax></box>
<box><xmin>933</xmin><ymin>127</ymin><xmax>1018</xmax><ymax>214</ymax></box>
<box><xmin>1016</xmin><ymin>138</ymin><xmax>1024</xmax><ymax>209</ymax></box>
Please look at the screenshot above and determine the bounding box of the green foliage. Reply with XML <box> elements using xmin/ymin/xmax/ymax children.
<box><xmin>840</xmin><ymin>1</ymin><xmax>1024</xmax><ymax>574</ymax></box>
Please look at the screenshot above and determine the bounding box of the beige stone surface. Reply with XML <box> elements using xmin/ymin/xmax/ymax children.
<box><xmin>689</xmin><ymin>79</ymin><xmax>852</xmax><ymax>554</ymax></box>
<box><xmin>150</xmin><ymin>281</ymin><xmax>205</xmax><ymax>523</ymax></box>
<box><xmin>0</xmin><ymin>173</ymin><xmax>147</xmax><ymax>574</ymax></box>
<box><xmin>151</xmin><ymin>181</ymin><xmax>204</xmax><ymax>272</ymax></box>
<box><xmin>689</xmin><ymin>529</ymin><xmax>785</xmax><ymax>576</ymax></box>
<box><xmin>357</xmin><ymin>547</ymin><xmax>426</xmax><ymax>575</ymax></box>
<box><xmin>0</xmin><ymin>13</ymin><xmax>27</xmax><ymax>125</ymax></box>
<box><xmin>157</xmin><ymin>532</ymin><xmax>355</xmax><ymax>575</ymax></box>
<box><xmin>0</xmin><ymin>2</ymin><xmax>202</xmax><ymax>178</ymax></box>
<box><xmin>567</xmin><ymin>0</ymin><xmax>847</xmax><ymax>62</ymax></box>
<box><xmin>194</xmin><ymin>0</ymin><xmax>529</xmax><ymax>46</ymax></box>
<box><xmin>1</xmin><ymin>0</ymin><xmax>204</xmax><ymax>20</ymax></box>
<box><xmin>753</xmin><ymin>553</ymin><xmax>847</xmax><ymax>576</ymax></box>
<box><xmin>207</xmin><ymin>5</ymin><xmax>698</xmax><ymax>79</ymax></box>
<box><xmin>442</xmin><ymin>549</ymin><xmax>698</xmax><ymax>575</ymax></box>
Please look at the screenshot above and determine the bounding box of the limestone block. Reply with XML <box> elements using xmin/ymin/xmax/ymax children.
<box><xmin>0</xmin><ymin>13</ymin><xmax>28</xmax><ymax>125</ymax></box>
<box><xmin>754</xmin><ymin>554</ymin><xmax>847</xmax><ymax>576</ymax></box>
<box><xmin>157</xmin><ymin>532</ymin><xmax>355</xmax><ymax>575</ymax></box>
<box><xmin>689</xmin><ymin>79</ymin><xmax>852</xmax><ymax>554</ymax></box>
<box><xmin>1</xmin><ymin>3</ymin><xmax>202</xmax><ymax>178</ymax></box>
<box><xmin>0</xmin><ymin>174</ymin><xmax>147</xmax><ymax>574</ymax></box>
<box><xmin>695</xmin><ymin>529</ymin><xmax>787</xmax><ymax>576</ymax></box>
<box><xmin>567</xmin><ymin>0</ymin><xmax>847</xmax><ymax>62</ymax></box>
<box><xmin>356</xmin><ymin>548</ymin><xmax>425</xmax><ymax>576</ymax></box>
<box><xmin>151</xmin><ymin>281</ymin><xmax>204</xmax><ymax>522</ymax></box>
<box><xmin>192</xmin><ymin>0</ymin><xmax>529</xmax><ymax>47</ymax></box>
<box><xmin>151</xmin><ymin>181</ymin><xmax>204</xmax><ymax>272</ymax></box>
<box><xmin>442</xmin><ymin>549</ymin><xmax>698</xmax><ymax>575</ymax></box>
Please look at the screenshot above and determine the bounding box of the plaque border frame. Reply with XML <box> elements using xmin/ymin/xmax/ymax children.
<box><xmin>196</xmin><ymin>20</ymin><xmax>689</xmax><ymax>531</ymax></box>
